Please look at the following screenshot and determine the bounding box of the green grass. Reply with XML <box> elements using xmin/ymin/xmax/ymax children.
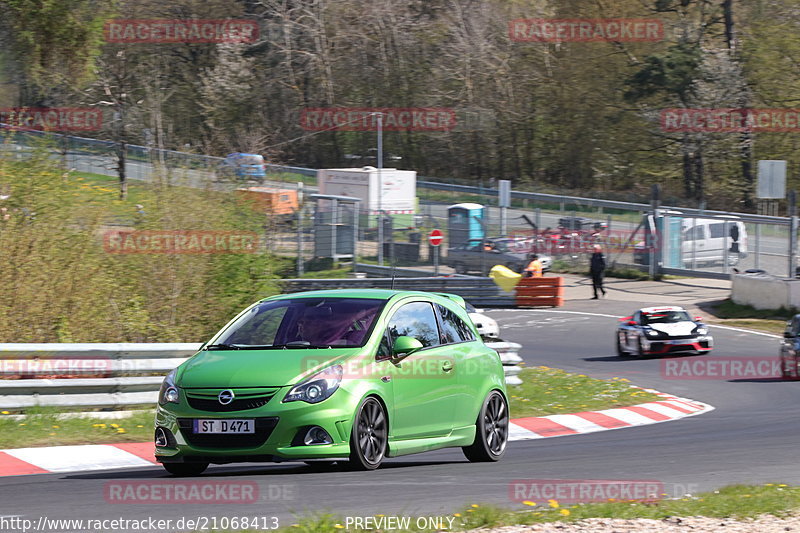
<box><xmin>550</xmin><ymin>260</ymin><xmax>652</xmax><ymax>281</ymax></box>
<box><xmin>236</xmin><ymin>484</ymin><xmax>800</xmax><ymax>532</ymax></box>
<box><xmin>702</xmin><ymin>298</ymin><xmax>796</xmax><ymax>335</ymax></box>
<box><xmin>508</xmin><ymin>367</ymin><xmax>660</xmax><ymax>418</ymax></box>
<box><xmin>0</xmin><ymin>407</ymin><xmax>154</xmax><ymax>448</ymax></box>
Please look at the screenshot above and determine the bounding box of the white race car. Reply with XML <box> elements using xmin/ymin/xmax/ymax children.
<box><xmin>466</xmin><ymin>302</ymin><xmax>500</xmax><ymax>340</ymax></box>
<box><xmin>616</xmin><ymin>306</ymin><xmax>713</xmax><ymax>357</ymax></box>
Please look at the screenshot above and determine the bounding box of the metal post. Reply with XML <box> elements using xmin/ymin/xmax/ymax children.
<box><xmin>352</xmin><ymin>200</ymin><xmax>360</xmax><ymax>274</ymax></box>
<box><xmin>296</xmin><ymin>201</ymin><xmax>304</xmax><ymax>277</ymax></box>
<box><xmin>722</xmin><ymin>220</ymin><xmax>730</xmax><ymax>274</ymax></box>
<box><xmin>434</xmin><ymin>245</ymin><xmax>440</xmax><ymax>276</ymax></box>
<box><xmin>376</xmin><ymin>113</ymin><xmax>384</xmax><ymax>266</ymax></box>
<box><xmin>649</xmin><ymin>184</ymin><xmax>661</xmax><ymax>279</ymax></box>
<box><xmin>755</xmin><ymin>222</ymin><xmax>761</xmax><ymax>270</ymax></box>
<box><xmin>500</xmin><ymin>206</ymin><xmax>507</xmax><ymax>237</ymax></box>
<box><xmin>331</xmin><ymin>198</ymin><xmax>338</xmax><ymax>260</ymax></box>
<box><xmin>789</xmin><ymin>190</ymin><xmax>797</xmax><ymax>278</ymax></box>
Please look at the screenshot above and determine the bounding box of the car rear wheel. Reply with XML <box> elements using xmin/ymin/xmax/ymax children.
<box><xmin>162</xmin><ymin>462</ymin><xmax>208</xmax><ymax>477</ymax></box>
<box><xmin>348</xmin><ymin>397</ymin><xmax>387</xmax><ymax>470</ymax></box>
<box><xmin>636</xmin><ymin>337</ymin><xmax>645</xmax><ymax>357</ymax></box>
<box><xmin>463</xmin><ymin>390</ymin><xmax>508</xmax><ymax>462</ymax></box>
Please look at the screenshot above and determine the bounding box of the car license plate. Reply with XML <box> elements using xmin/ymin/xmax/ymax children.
<box><xmin>193</xmin><ymin>419</ymin><xmax>254</xmax><ymax>434</ymax></box>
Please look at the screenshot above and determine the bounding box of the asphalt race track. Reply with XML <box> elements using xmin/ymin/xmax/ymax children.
<box><xmin>0</xmin><ymin>298</ymin><xmax>795</xmax><ymax>529</ymax></box>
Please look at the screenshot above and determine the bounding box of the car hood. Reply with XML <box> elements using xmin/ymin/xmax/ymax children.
<box><xmin>176</xmin><ymin>348</ymin><xmax>358</xmax><ymax>388</ymax></box>
<box><xmin>649</xmin><ymin>321</ymin><xmax>698</xmax><ymax>336</ymax></box>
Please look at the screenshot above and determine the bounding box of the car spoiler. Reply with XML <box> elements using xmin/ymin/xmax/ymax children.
<box><xmin>432</xmin><ymin>292</ymin><xmax>467</xmax><ymax>309</ymax></box>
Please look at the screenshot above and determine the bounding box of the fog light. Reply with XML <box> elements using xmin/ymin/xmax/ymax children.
<box><xmin>303</xmin><ymin>426</ymin><xmax>333</xmax><ymax>445</ymax></box>
<box><xmin>155</xmin><ymin>427</ymin><xmax>171</xmax><ymax>447</ymax></box>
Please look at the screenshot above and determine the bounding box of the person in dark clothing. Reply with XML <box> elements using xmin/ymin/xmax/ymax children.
<box><xmin>589</xmin><ymin>244</ymin><xmax>606</xmax><ymax>299</ymax></box>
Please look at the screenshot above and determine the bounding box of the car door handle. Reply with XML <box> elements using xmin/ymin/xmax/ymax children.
<box><xmin>442</xmin><ymin>362</ymin><xmax>454</xmax><ymax>372</ymax></box>
<box><xmin>380</xmin><ymin>376</ymin><xmax>391</xmax><ymax>383</ymax></box>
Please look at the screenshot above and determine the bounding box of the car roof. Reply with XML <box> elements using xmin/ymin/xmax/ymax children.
<box><xmin>261</xmin><ymin>288</ymin><xmax>460</xmax><ymax>304</ymax></box>
<box><xmin>639</xmin><ymin>306</ymin><xmax>687</xmax><ymax>314</ymax></box>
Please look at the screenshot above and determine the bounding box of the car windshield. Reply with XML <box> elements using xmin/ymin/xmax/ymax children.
<box><xmin>213</xmin><ymin>297</ymin><xmax>385</xmax><ymax>348</ymax></box>
<box><xmin>642</xmin><ymin>310</ymin><xmax>692</xmax><ymax>325</ymax></box>
<box><xmin>238</xmin><ymin>155</ymin><xmax>264</xmax><ymax>165</ymax></box>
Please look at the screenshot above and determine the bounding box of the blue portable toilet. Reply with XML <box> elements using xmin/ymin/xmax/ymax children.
<box><xmin>447</xmin><ymin>203</ymin><xmax>485</xmax><ymax>248</ymax></box>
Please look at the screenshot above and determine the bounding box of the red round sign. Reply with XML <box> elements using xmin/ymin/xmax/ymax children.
<box><xmin>429</xmin><ymin>229</ymin><xmax>443</xmax><ymax>246</ymax></box>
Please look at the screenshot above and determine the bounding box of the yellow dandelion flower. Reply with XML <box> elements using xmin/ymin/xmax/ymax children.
<box><xmin>110</xmin><ymin>423</ymin><xmax>119</xmax><ymax>428</ymax></box>
<box><xmin>559</xmin><ymin>509</ymin><xmax>570</xmax><ymax>516</ymax></box>
<box><xmin>453</xmin><ymin>513</ymin><xmax>461</xmax><ymax>517</ymax></box>
<box><xmin>471</xmin><ymin>504</ymin><xmax>479</xmax><ymax>508</ymax></box>
<box><xmin>334</xmin><ymin>525</ymin><xmax>344</xmax><ymax>529</ymax></box>
<box><xmin>52</xmin><ymin>425</ymin><xmax>60</xmax><ymax>429</ymax></box>
<box><xmin>779</xmin><ymin>484</ymin><xmax>788</xmax><ymax>487</ymax></box>
<box><xmin>522</xmin><ymin>500</ymin><xmax>536</xmax><ymax>506</ymax></box>
<box><xmin>1</xmin><ymin>411</ymin><xmax>9</xmax><ymax>415</ymax></box>
<box><xmin>548</xmin><ymin>499</ymin><xmax>559</xmax><ymax>508</ymax></box>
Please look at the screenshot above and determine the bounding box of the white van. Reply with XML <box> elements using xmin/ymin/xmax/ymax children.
<box><xmin>634</xmin><ymin>215</ymin><xmax>747</xmax><ymax>267</ymax></box>
<box><xmin>680</xmin><ymin>217</ymin><xmax>747</xmax><ymax>266</ymax></box>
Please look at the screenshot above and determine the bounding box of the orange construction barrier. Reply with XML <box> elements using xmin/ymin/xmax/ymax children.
<box><xmin>515</xmin><ymin>276</ymin><xmax>564</xmax><ymax>307</ymax></box>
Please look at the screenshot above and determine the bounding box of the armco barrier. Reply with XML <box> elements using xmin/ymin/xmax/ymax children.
<box><xmin>0</xmin><ymin>341</ymin><xmax>522</xmax><ymax>410</ymax></box>
<box><xmin>515</xmin><ymin>277</ymin><xmax>564</xmax><ymax>307</ymax></box>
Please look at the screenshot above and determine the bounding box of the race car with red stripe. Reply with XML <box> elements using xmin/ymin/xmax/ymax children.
<box><xmin>616</xmin><ymin>306</ymin><xmax>713</xmax><ymax>357</ymax></box>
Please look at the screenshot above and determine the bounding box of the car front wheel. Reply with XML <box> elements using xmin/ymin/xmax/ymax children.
<box><xmin>616</xmin><ymin>333</ymin><xmax>627</xmax><ymax>357</ymax></box>
<box><xmin>348</xmin><ymin>396</ymin><xmax>388</xmax><ymax>470</ymax></box>
<box><xmin>463</xmin><ymin>390</ymin><xmax>508</xmax><ymax>462</ymax></box>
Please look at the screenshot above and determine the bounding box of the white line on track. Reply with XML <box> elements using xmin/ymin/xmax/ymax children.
<box><xmin>489</xmin><ymin>308</ymin><xmax>782</xmax><ymax>338</ymax></box>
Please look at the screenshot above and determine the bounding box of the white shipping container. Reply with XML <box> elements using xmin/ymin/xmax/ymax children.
<box><xmin>317</xmin><ymin>167</ymin><xmax>417</xmax><ymax>214</ymax></box>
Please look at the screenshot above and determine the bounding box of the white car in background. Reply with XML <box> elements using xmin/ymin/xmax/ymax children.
<box><xmin>466</xmin><ymin>302</ymin><xmax>500</xmax><ymax>340</ymax></box>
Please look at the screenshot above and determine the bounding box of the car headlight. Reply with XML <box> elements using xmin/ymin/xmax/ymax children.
<box><xmin>158</xmin><ymin>369</ymin><xmax>180</xmax><ymax>405</ymax></box>
<box><xmin>283</xmin><ymin>365</ymin><xmax>343</xmax><ymax>404</ymax></box>
<box><xmin>694</xmin><ymin>326</ymin><xmax>708</xmax><ymax>336</ymax></box>
<box><xmin>645</xmin><ymin>329</ymin><xmax>661</xmax><ymax>337</ymax></box>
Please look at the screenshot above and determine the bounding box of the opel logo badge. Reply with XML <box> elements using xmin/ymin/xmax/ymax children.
<box><xmin>218</xmin><ymin>389</ymin><xmax>235</xmax><ymax>405</ymax></box>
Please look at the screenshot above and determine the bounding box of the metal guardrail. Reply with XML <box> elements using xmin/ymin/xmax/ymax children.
<box><xmin>0</xmin><ymin>343</ymin><xmax>201</xmax><ymax>410</ymax></box>
<box><xmin>0</xmin><ymin>341</ymin><xmax>523</xmax><ymax>410</ymax></box>
<box><xmin>281</xmin><ymin>275</ymin><xmax>515</xmax><ymax>307</ymax></box>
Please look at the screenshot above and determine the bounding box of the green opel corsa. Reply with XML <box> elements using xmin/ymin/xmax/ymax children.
<box><xmin>155</xmin><ymin>289</ymin><xmax>509</xmax><ymax>475</ymax></box>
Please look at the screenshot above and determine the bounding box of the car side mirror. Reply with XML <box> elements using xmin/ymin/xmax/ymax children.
<box><xmin>393</xmin><ymin>336</ymin><xmax>423</xmax><ymax>356</ymax></box>
<box><xmin>785</xmin><ymin>331</ymin><xmax>795</xmax><ymax>339</ymax></box>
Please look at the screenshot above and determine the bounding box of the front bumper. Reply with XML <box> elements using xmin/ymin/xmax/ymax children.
<box><xmin>641</xmin><ymin>335</ymin><xmax>713</xmax><ymax>355</ymax></box>
<box><xmin>154</xmin><ymin>388</ymin><xmax>357</xmax><ymax>464</ymax></box>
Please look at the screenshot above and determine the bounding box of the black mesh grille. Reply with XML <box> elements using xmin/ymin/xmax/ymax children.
<box><xmin>187</xmin><ymin>394</ymin><xmax>276</xmax><ymax>412</ymax></box>
<box><xmin>178</xmin><ymin>417</ymin><xmax>279</xmax><ymax>448</ymax></box>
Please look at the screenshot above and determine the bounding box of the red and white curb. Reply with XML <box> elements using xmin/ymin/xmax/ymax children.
<box><xmin>0</xmin><ymin>390</ymin><xmax>713</xmax><ymax>477</ymax></box>
<box><xmin>509</xmin><ymin>388</ymin><xmax>714</xmax><ymax>441</ymax></box>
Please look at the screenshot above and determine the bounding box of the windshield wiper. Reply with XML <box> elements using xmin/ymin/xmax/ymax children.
<box><xmin>204</xmin><ymin>343</ymin><xmax>241</xmax><ymax>350</ymax></box>
<box><xmin>281</xmin><ymin>341</ymin><xmax>333</xmax><ymax>349</ymax></box>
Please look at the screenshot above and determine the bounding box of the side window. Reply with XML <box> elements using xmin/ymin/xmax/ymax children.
<box><xmin>684</xmin><ymin>226</ymin><xmax>705</xmax><ymax>241</ymax></box>
<box><xmin>385</xmin><ymin>302</ymin><xmax>440</xmax><ymax>348</ymax></box>
<box><xmin>437</xmin><ymin>304</ymin><xmax>476</xmax><ymax>343</ymax></box>
<box><xmin>709</xmin><ymin>223</ymin><xmax>726</xmax><ymax>239</ymax></box>
<box><xmin>633</xmin><ymin>311</ymin><xmax>642</xmax><ymax>325</ymax></box>
<box><xmin>791</xmin><ymin>317</ymin><xmax>800</xmax><ymax>338</ymax></box>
